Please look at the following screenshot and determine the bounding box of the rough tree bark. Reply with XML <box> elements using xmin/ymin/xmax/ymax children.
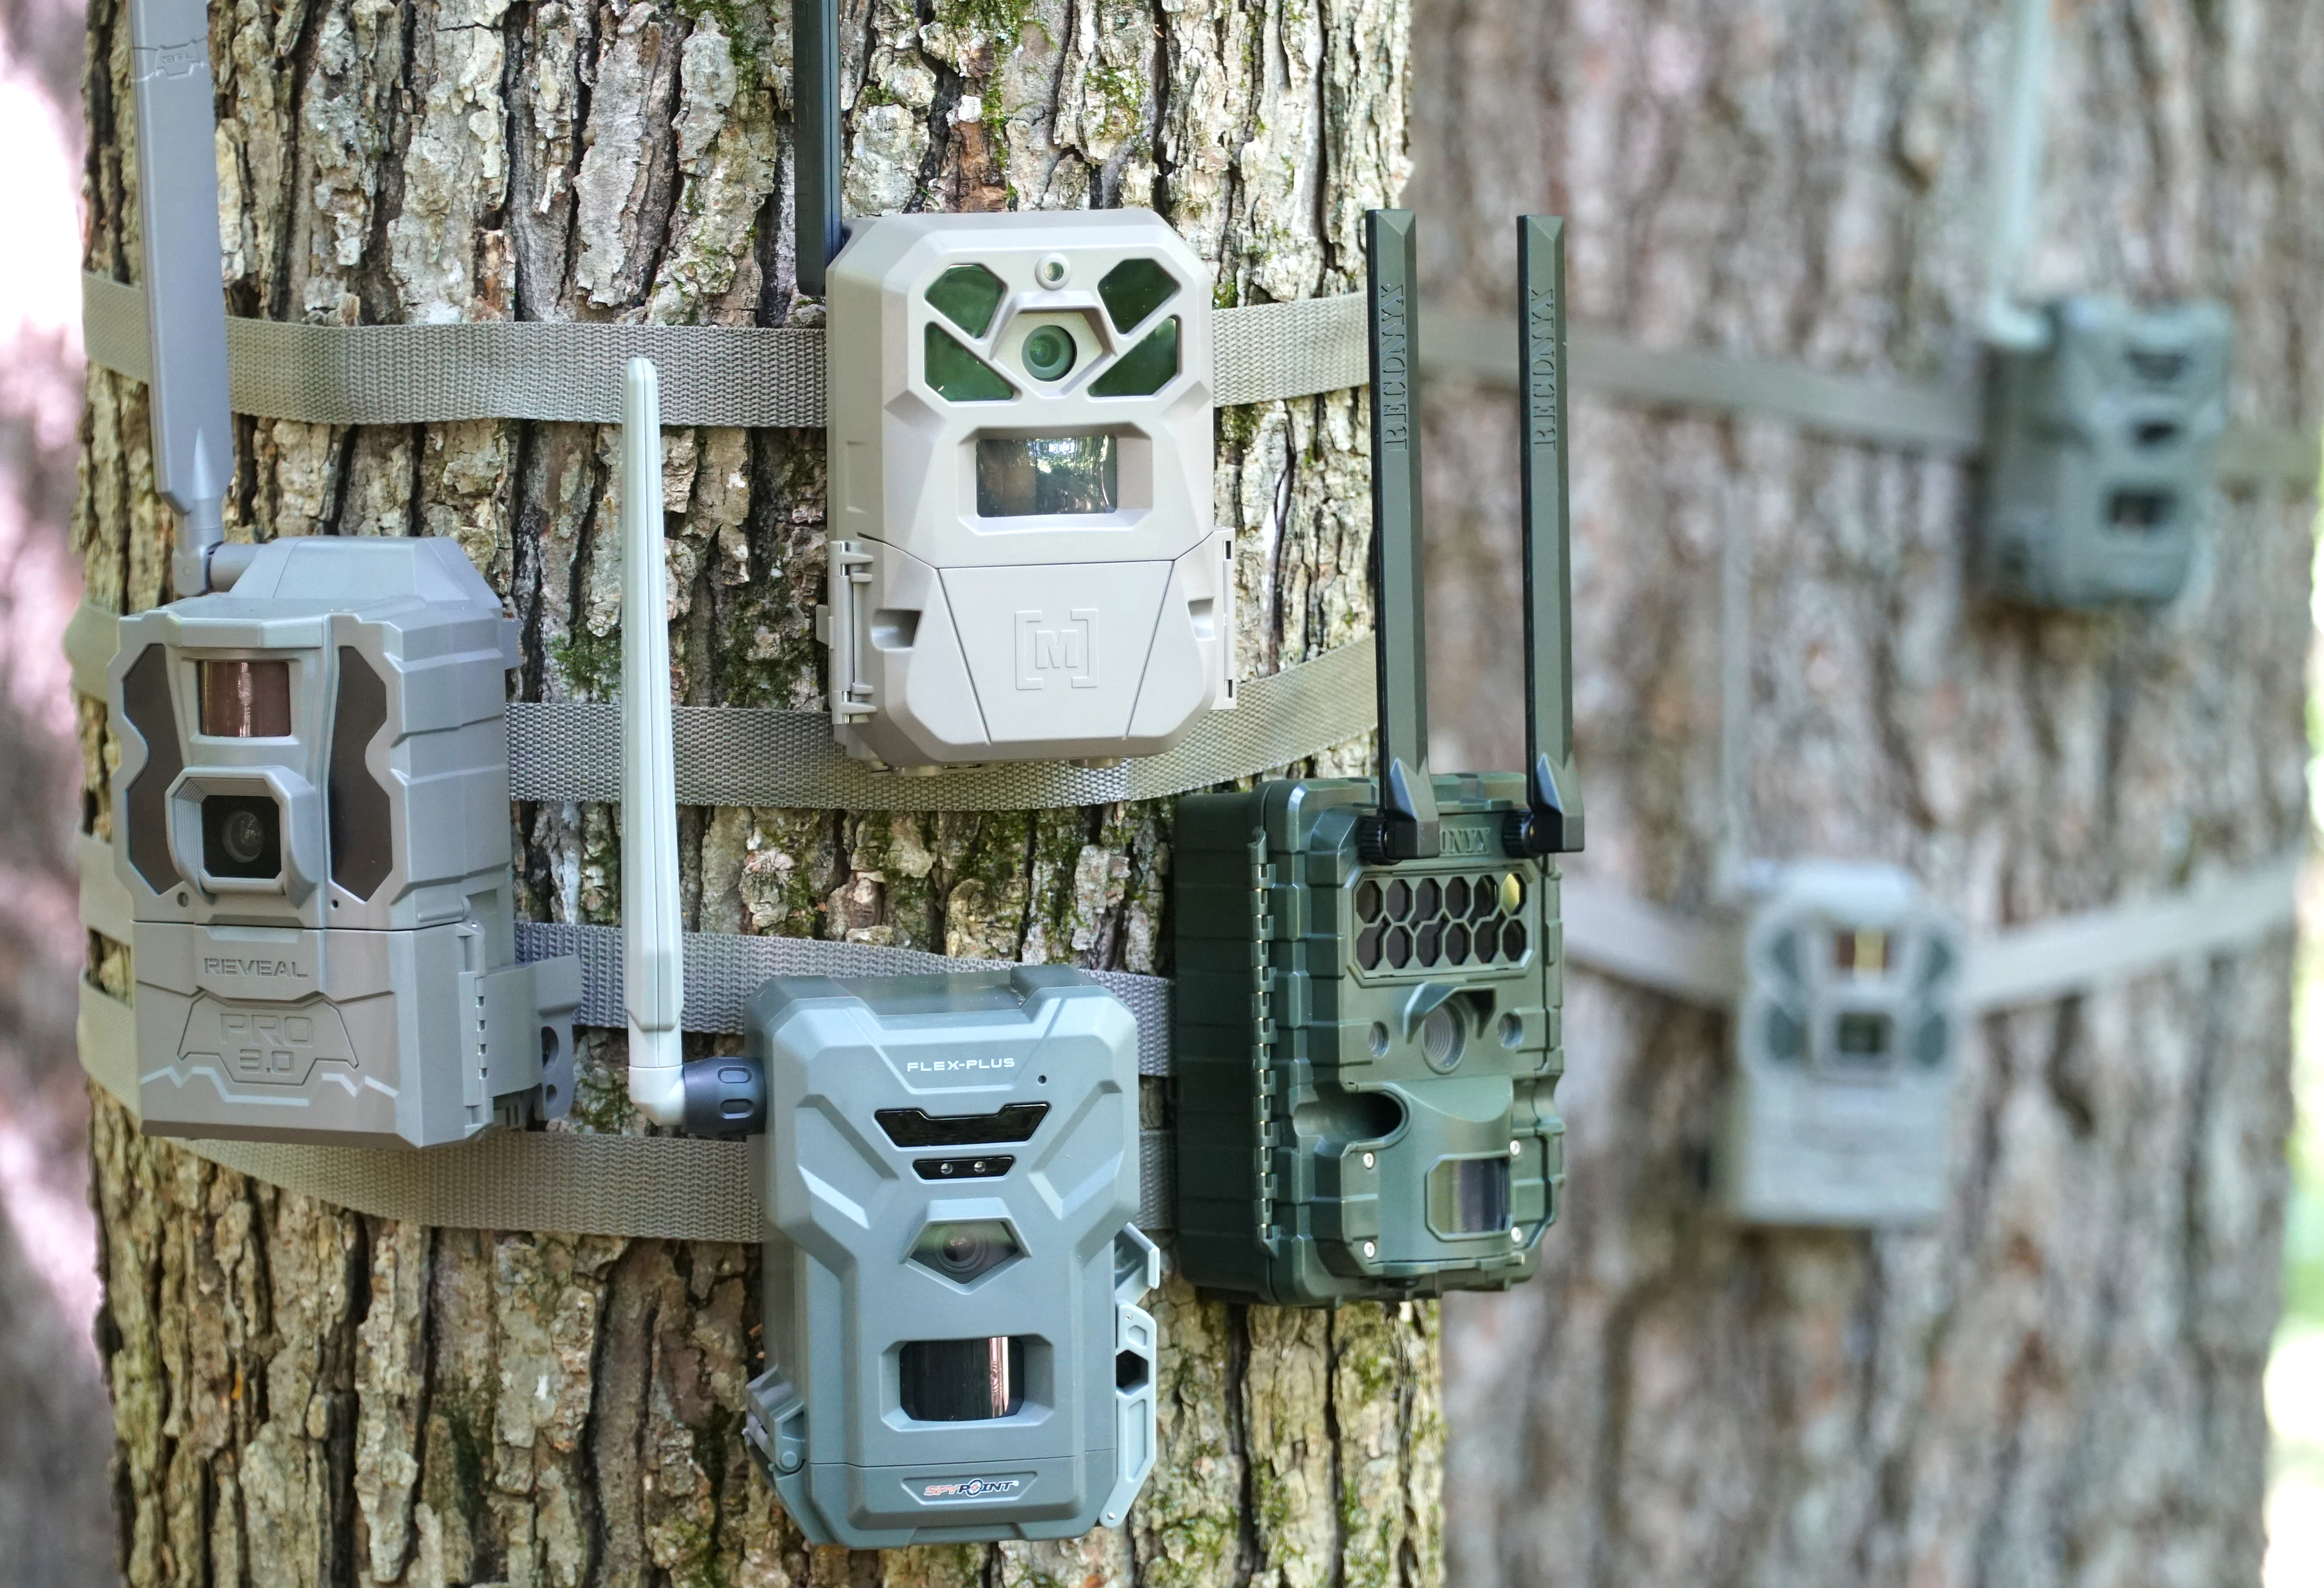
<box><xmin>73</xmin><ymin>1</ymin><xmax>1437</xmax><ymax>1585</ymax></box>
<box><xmin>1412</xmin><ymin>3</ymin><xmax>2319</xmax><ymax>1585</ymax></box>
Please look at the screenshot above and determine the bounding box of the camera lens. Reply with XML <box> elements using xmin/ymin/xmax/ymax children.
<box><xmin>222</xmin><ymin>810</ymin><xmax>266</xmax><ymax>864</ymax></box>
<box><xmin>910</xmin><ymin>1219</ymin><xmax>1021</xmax><ymax>1284</ymax></box>
<box><xmin>1021</xmin><ymin>324</ymin><xmax>1077</xmax><ymax>380</ymax></box>
<box><xmin>201</xmin><ymin>794</ymin><xmax>282</xmax><ymax>881</ymax></box>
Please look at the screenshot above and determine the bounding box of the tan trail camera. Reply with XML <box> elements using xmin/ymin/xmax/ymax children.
<box><xmin>819</xmin><ymin>212</ymin><xmax>1231</xmax><ymax>770</ymax></box>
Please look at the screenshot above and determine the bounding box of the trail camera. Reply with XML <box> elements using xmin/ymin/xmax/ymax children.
<box><xmin>107</xmin><ymin>537</ymin><xmax>580</xmax><ymax>1147</ymax></box>
<box><xmin>1982</xmin><ymin>296</ymin><xmax>2231</xmax><ymax>608</ymax></box>
<box><xmin>1718</xmin><ymin>863</ymin><xmax>1965</xmax><ymax>1227</ymax></box>
<box><xmin>817</xmin><ymin>210</ymin><xmax>1231</xmax><ymax>769</ymax></box>
<box><xmin>1171</xmin><ymin>214</ymin><xmax>1583</xmax><ymax>1307</ymax></box>
<box><xmin>740</xmin><ymin>967</ymin><xmax>1159</xmax><ymax>1546</ymax></box>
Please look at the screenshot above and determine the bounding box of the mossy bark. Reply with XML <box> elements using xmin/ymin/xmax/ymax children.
<box><xmin>74</xmin><ymin>0</ymin><xmax>1436</xmax><ymax>1584</ymax></box>
<box><xmin>1412</xmin><ymin>3</ymin><xmax>2320</xmax><ymax>1585</ymax></box>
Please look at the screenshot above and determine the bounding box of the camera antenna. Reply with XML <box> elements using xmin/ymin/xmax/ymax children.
<box><xmin>129</xmin><ymin>0</ymin><xmax>238</xmax><ymax>597</ymax></box>
<box><xmin>1507</xmin><ymin>216</ymin><xmax>1584</xmax><ymax>855</ymax></box>
<box><xmin>1357</xmin><ymin>209</ymin><xmax>1440</xmax><ymax>864</ymax></box>
<box><xmin>794</xmin><ymin>0</ymin><xmax>847</xmax><ymax>295</ymax></box>
<box><xmin>621</xmin><ymin>358</ymin><xmax>686</xmax><ymax>1126</ymax></box>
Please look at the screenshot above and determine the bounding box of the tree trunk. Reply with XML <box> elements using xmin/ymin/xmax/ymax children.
<box><xmin>1412</xmin><ymin>2</ymin><xmax>2316</xmax><ymax>1585</ymax></box>
<box><xmin>74</xmin><ymin>1</ymin><xmax>1434</xmax><ymax>1585</ymax></box>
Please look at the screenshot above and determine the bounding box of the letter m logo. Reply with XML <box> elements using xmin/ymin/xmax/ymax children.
<box><xmin>1016</xmin><ymin>609</ymin><xmax>1100</xmax><ymax>690</ymax></box>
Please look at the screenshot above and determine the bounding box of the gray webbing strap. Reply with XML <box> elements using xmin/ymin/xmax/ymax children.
<box><xmin>81</xmin><ymin>272</ymin><xmax>1369</xmax><ymax>422</ymax></box>
<box><xmin>1212</xmin><ymin>294</ymin><xmax>1369</xmax><ymax>406</ymax></box>
<box><xmin>71</xmin><ymin>828</ymin><xmax>2294</xmax><ymax>1239</ymax></box>
<box><xmin>508</xmin><ymin>637</ymin><xmax>1374</xmax><ymax>811</ymax></box>
<box><xmin>514</xmin><ymin>920</ymin><xmax>1174</xmax><ymax>1078</ymax></box>
<box><xmin>75</xmin><ymin>979</ymin><xmax>1175</xmax><ymax>1237</ymax></box>
<box><xmin>1561</xmin><ymin>852</ymin><xmax>2303</xmax><ymax>1012</ymax></box>
<box><xmin>67</xmin><ymin>600</ymin><xmax>1373</xmax><ymax>813</ymax></box>
<box><xmin>1424</xmin><ymin>308</ymin><xmax>2321</xmax><ymax>490</ymax></box>
<box><xmin>85</xmin><ymin>271</ymin><xmax>2316</xmax><ymax>485</ymax></box>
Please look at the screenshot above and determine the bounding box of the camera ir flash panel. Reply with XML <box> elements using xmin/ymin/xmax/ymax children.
<box><xmin>108</xmin><ymin>537</ymin><xmax>581</xmax><ymax>1149</ymax></box>
<box><xmin>818</xmin><ymin>211</ymin><xmax>1231</xmax><ymax>769</ymax></box>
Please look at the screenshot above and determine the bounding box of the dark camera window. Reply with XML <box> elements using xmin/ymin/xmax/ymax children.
<box><xmin>900</xmin><ymin>1336</ymin><xmax>1025</xmax><ymax>1422</ymax></box>
<box><xmin>201</xmin><ymin>794</ymin><xmax>281</xmax><ymax>881</ymax></box>
<box><xmin>1434</xmin><ymin>1156</ymin><xmax>1511</xmax><ymax>1234</ymax></box>
<box><xmin>1833</xmin><ymin>1012</ymin><xmax>1893</xmax><ymax>1062</ymax></box>
<box><xmin>198</xmin><ymin>660</ymin><xmax>291</xmax><ymax>738</ymax></box>
<box><xmin>876</xmin><ymin>1102</ymin><xmax>1048</xmax><ymax>1147</ymax></box>
<box><xmin>2109</xmin><ymin>490</ymin><xmax>2177</xmax><ymax>534</ymax></box>
<box><xmin>975</xmin><ymin>434</ymin><xmax>1119</xmax><ymax>517</ymax></box>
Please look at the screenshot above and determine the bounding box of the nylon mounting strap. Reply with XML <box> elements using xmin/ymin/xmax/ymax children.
<box><xmin>82</xmin><ymin>272</ymin><xmax>2318</xmax><ymax>488</ymax></box>
<box><xmin>1424</xmin><ymin>309</ymin><xmax>2320</xmax><ymax>490</ymax></box>
<box><xmin>80</xmin><ymin>272</ymin><xmax>1369</xmax><ymax>426</ymax></box>
<box><xmin>71</xmin><ymin>824</ymin><xmax>2299</xmax><ymax>1242</ymax></box>
<box><xmin>66</xmin><ymin>602</ymin><xmax>1376</xmax><ymax>814</ymax></box>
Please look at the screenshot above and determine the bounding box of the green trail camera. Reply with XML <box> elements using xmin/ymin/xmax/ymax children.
<box><xmin>1981</xmin><ymin>296</ymin><xmax>2231</xmax><ymax>609</ymax></box>
<box><xmin>1171</xmin><ymin>213</ymin><xmax>1583</xmax><ymax>1306</ymax></box>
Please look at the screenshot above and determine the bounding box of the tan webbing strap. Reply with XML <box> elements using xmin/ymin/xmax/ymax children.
<box><xmin>81</xmin><ymin>272</ymin><xmax>1369</xmax><ymax>423</ymax></box>
<box><xmin>507</xmin><ymin>636</ymin><xmax>1375</xmax><ymax>812</ymax></box>
<box><xmin>1211</xmin><ymin>293</ymin><xmax>1370</xmax><ymax>406</ymax></box>
<box><xmin>76</xmin><ymin>980</ymin><xmax>1177</xmax><ymax>1236</ymax></box>
<box><xmin>1424</xmin><ymin>307</ymin><xmax>2321</xmax><ymax>490</ymax></box>
<box><xmin>1560</xmin><ymin>852</ymin><xmax>2303</xmax><ymax>1012</ymax></box>
<box><xmin>84</xmin><ymin>271</ymin><xmax>2317</xmax><ymax>485</ymax></box>
<box><xmin>72</xmin><ymin>821</ymin><xmax>2296</xmax><ymax>1239</ymax></box>
<box><xmin>67</xmin><ymin>600</ymin><xmax>1374</xmax><ymax>813</ymax></box>
<box><xmin>513</xmin><ymin>920</ymin><xmax>1176</xmax><ymax>1078</ymax></box>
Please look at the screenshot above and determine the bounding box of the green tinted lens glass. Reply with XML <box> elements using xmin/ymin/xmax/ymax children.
<box><xmin>1089</xmin><ymin>318</ymin><xmax>1179</xmax><ymax>397</ymax></box>
<box><xmin>1098</xmin><ymin>258</ymin><xmax>1178</xmax><ymax>330</ymax></box>
<box><xmin>1022</xmin><ymin>325</ymin><xmax>1078</xmax><ymax>380</ymax></box>
<box><xmin>926</xmin><ymin>264</ymin><xmax>1005</xmax><ymax>337</ymax></box>
<box><xmin>925</xmin><ymin>325</ymin><xmax>1016</xmax><ymax>402</ymax></box>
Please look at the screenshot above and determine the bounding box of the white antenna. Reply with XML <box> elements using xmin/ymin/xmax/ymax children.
<box><xmin>621</xmin><ymin>357</ymin><xmax>686</xmax><ymax>1126</ymax></box>
<box><xmin>128</xmin><ymin>0</ymin><xmax>239</xmax><ymax>595</ymax></box>
<box><xmin>1983</xmin><ymin>0</ymin><xmax>2055</xmax><ymax>351</ymax></box>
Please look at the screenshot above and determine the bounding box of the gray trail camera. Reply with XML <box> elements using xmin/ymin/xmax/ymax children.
<box><xmin>817</xmin><ymin>209</ymin><xmax>1231</xmax><ymax>769</ymax></box>
<box><xmin>1981</xmin><ymin>296</ymin><xmax>2232</xmax><ymax>608</ymax></box>
<box><xmin>740</xmin><ymin>967</ymin><xmax>1158</xmax><ymax>1547</ymax></box>
<box><xmin>1171</xmin><ymin>213</ymin><xmax>1582</xmax><ymax>1307</ymax></box>
<box><xmin>108</xmin><ymin>537</ymin><xmax>580</xmax><ymax>1147</ymax></box>
<box><xmin>1718</xmin><ymin>863</ymin><xmax>1965</xmax><ymax>1227</ymax></box>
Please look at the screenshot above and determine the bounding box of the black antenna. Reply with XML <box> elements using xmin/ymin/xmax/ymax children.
<box><xmin>1506</xmin><ymin>216</ymin><xmax>1584</xmax><ymax>855</ymax></box>
<box><xmin>1358</xmin><ymin>209</ymin><xmax>1440</xmax><ymax>864</ymax></box>
<box><xmin>794</xmin><ymin>0</ymin><xmax>847</xmax><ymax>295</ymax></box>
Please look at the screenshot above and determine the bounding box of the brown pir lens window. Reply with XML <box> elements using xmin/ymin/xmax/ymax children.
<box><xmin>198</xmin><ymin>660</ymin><xmax>292</xmax><ymax>737</ymax></box>
<box><xmin>899</xmin><ymin>1337</ymin><xmax>1026</xmax><ymax>1421</ymax></box>
<box><xmin>1833</xmin><ymin>928</ymin><xmax>1889</xmax><ymax>977</ymax></box>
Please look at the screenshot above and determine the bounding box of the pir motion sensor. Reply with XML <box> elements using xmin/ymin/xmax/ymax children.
<box><xmin>99</xmin><ymin>0</ymin><xmax>2238</xmax><ymax>1552</ymax></box>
